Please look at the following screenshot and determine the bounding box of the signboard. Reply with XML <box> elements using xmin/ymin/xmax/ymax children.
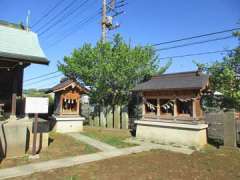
<box><xmin>25</xmin><ymin>97</ymin><xmax>49</xmax><ymax>114</ymax></box>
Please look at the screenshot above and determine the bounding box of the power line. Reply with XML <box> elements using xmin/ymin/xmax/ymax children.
<box><xmin>32</xmin><ymin>0</ymin><xmax>67</xmax><ymax>28</ymax></box>
<box><xmin>44</xmin><ymin>0</ymin><xmax>119</xmax><ymax>46</ymax></box>
<box><xmin>38</xmin><ymin>0</ymin><xmax>91</xmax><ymax>37</ymax></box>
<box><xmin>24</xmin><ymin>74</ymin><xmax>63</xmax><ymax>86</ymax></box>
<box><xmin>156</xmin><ymin>35</ymin><xmax>234</xmax><ymax>51</ymax></box>
<box><xmin>46</xmin><ymin>10</ymin><xmax>101</xmax><ymax>48</ymax></box>
<box><xmin>152</xmin><ymin>27</ymin><xmax>240</xmax><ymax>46</ymax></box>
<box><xmin>24</xmin><ymin>71</ymin><xmax>60</xmax><ymax>82</ymax></box>
<box><xmin>43</xmin><ymin>0</ymin><xmax>97</xmax><ymax>40</ymax></box>
<box><xmin>35</xmin><ymin>0</ymin><xmax>78</xmax><ymax>33</ymax></box>
<box><xmin>159</xmin><ymin>49</ymin><xmax>233</xmax><ymax>60</ymax></box>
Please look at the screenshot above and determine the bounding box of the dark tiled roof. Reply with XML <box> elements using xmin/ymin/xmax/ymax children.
<box><xmin>133</xmin><ymin>71</ymin><xmax>209</xmax><ymax>91</ymax></box>
<box><xmin>47</xmin><ymin>79</ymin><xmax>89</xmax><ymax>93</ymax></box>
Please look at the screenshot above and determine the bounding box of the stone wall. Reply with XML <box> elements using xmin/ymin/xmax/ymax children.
<box><xmin>205</xmin><ymin>110</ymin><xmax>239</xmax><ymax>146</ymax></box>
<box><xmin>88</xmin><ymin>105</ymin><xmax>129</xmax><ymax>129</ymax></box>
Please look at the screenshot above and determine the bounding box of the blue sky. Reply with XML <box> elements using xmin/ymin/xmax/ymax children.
<box><xmin>0</xmin><ymin>0</ymin><xmax>239</xmax><ymax>89</ymax></box>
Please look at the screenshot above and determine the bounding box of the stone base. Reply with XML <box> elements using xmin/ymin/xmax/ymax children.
<box><xmin>2</xmin><ymin>121</ymin><xmax>27</xmax><ymax>158</ymax></box>
<box><xmin>52</xmin><ymin>115</ymin><xmax>85</xmax><ymax>133</ymax></box>
<box><xmin>135</xmin><ymin>120</ymin><xmax>208</xmax><ymax>147</ymax></box>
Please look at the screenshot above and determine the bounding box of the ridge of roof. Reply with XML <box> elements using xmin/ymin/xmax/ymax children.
<box><xmin>0</xmin><ymin>20</ymin><xmax>26</xmax><ymax>30</ymax></box>
<box><xmin>47</xmin><ymin>79</ymin><xmax>89</xmax><ymax>93</ymax></box>
<box><xmin>152</xmin><ymin>70</ymin><xmax>205</xmax><ymax>78</ymax></box>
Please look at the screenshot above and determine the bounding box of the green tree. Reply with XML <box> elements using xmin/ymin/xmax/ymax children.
<box><xmin>196</xmin><ymin>32</ymin><xmax>240</xmax><ymax>110</ymax></box>
<box><xmin>59</xmin><ymin>34</ymin><xmax>171</xmax><ymax>107</ymax></box>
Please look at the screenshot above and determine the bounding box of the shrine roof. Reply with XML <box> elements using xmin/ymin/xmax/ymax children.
<box><xmin>0</xmin><ymin>20</ymin><xmax>49</xmax><ymax>65</ymax></box>
<box><xmin>133</xmin><ymin>71</ymin><xmax>209</xmax><ymax>92</ymax></box>
<box><xmin>47</xmin><ymin>79</ymin><xmax>89</xmax><ymax>93</ymax></box>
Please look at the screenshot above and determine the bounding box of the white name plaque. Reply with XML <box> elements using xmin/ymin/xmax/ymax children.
<box><xmin>25</xmin><ymin>97</ymin><xmax>49</xmax><ymax>114</ymax></box>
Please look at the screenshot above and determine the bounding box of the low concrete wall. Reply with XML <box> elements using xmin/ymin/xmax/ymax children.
<box><xmin>135</xmin><ymin>120</ymin><xmax>208</xmax><ymax>147</ymax></box>
<box><xmin>53</xmin><ymin>116</ymin><xmax>85</xmax><ymax>133</ymax></box>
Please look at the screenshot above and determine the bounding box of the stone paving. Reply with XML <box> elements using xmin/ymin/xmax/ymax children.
<box><xmin>0</xmin><ymin>133</ymin><xmax>194</xmax><ymax>179</ymax></box>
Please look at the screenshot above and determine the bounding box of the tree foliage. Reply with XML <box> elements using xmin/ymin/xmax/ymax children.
<box><xmin>196</xmin><ymin>32</ymin><xmax>240</xmax><ymax>110</ymax></box>
<box><xmin>59</xmin><ymin>34</ymin><xmax>171</xmax><ymax>106</ymax></box>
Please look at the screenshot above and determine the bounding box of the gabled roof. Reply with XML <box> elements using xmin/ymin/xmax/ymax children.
<box><xmin>133</xmin><ymin>71</ymin><xmax>209</xmax><ymax>91</ymax></box>
<box><xmin>47</xmin><ymin>79</ymin><xmax>89</xmax><ymax>93</ymax></box>
<box><xmin>0</xmin><ymin>21</ymin><xmax>49</xmax><ymax>65</ymax></box>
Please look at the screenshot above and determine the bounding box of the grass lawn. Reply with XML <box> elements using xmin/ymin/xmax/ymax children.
<box><xmin>14</xmin><ymin>146</ymin><xmax>240</xmax><ymax>180</ymax></box>
<box><xmin>0</xmin><ymin>132</ymin><xmax>98</xmax><ymax>169</ymax></box>
<box><xmin>82</xmin><ymin>126</ymin><xmax>137</xmax><ymax>148</ymax></box>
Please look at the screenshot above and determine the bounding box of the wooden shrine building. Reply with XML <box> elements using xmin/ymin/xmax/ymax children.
<box><xmin>133</xmin><ymin>71</ymin><xmax>209</xmax><ymax>147</ymax></box>
<box><xmin>0</xmin><ymin>21</ymin><xmax>49</xmax><ymax>118</ymax></box>
<box><xmin>48</xmin><ymin>78</ymin><xmax>89</xmax><ymax>133</ymax></box>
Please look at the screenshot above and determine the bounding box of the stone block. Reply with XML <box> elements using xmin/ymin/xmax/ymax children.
<box><xmin>224</xmin><ymin>111</ymin><xmax>236</xmax><ymax>147</ymax></box>
<box><xmin>100</xmin><ymin>107</ymin><xmax>106</xmax><ymax>128</ymax></box>
<box><xmin>114</xmin><ymin>106</ymin><xmax>121</xmax><ymax>129</ymax></box>
<box><xmin>106</xmin><ymin>107</ymin><xmax>113</xmax><ymax>128</ymax></box>
<box><xmin>3</xmin><ymin>121</ymin><xmax>27</xmax><ymax>158</ymax></box>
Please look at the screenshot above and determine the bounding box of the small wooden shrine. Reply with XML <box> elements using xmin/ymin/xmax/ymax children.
<box><xmin>48</xmin><ymin>78</ymin><xmax>89</xmax><ymax>133</ymax></box>
<box><xmin>133</xmin><ymin>71</ymin><xmax>210</xmax><ymax>147</ymax></box>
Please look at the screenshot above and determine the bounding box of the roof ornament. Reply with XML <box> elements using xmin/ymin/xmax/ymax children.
<box><xmin>26</xmin><ymin>10</ymin><xmax>31</xmax><ymax>32</ymax></box>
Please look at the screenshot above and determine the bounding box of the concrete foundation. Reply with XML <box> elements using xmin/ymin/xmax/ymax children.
<box><xmin>135</xmin><ymin>120</ymin><xmax>208</xmax><ymax>147</ymax></box>
<box><xmin>52</xmin><ymin>116</ymin><xmax>85</xmax><ymax>133</ymax></box>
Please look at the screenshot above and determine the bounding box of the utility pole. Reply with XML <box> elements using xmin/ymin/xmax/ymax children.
<box><xmin>102</xmin><ymin>0</ymin><xmax>107</xmax><ymax>43</ymax></box>
<box><xmin>101</xmin><ymin>0</ymin><xmax>125</xmax><ymax>43</ymax></box>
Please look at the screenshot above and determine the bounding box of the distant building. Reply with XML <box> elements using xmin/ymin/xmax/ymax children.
<box><xmin>133</xmin><ymin>71</ymin><xmax>209</xmax><ymax>147</ymax></box>
<box><xmin>0</xmin><ymin>20</ymin><xmax>48</xmax><ymax>118</ymax></box>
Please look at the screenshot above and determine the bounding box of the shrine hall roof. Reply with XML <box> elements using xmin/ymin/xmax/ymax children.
<box><xmin>133</xmin><ymin>71</ymin><xmax>209</xmax><ymax>91</ymax></box>
<box><xmin>0</xmin><ymin>20</ymin><xmax>49</xmax><ymax>65</ymax></box>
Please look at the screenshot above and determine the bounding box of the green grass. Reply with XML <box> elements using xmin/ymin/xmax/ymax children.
<box><xmin>82</xmin><ymin>127</ymin><xmax>137</xmax><ymax>148</ymax></box>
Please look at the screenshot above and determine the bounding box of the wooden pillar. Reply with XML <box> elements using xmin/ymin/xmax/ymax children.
<box><xmin>11</xmin><ymin>93</ymin><xmax>17</xmax><ymax>116</ymax></box>
<box><xmin>157</xmin><ymin>98</ymin><xmax>160</xmax><ymax>117</ymax></box>
<box><xmin>173</xmin><ymin>100</ymin><xmax>178</xmax><ymax>119</ymax></box>
<box><xmin>142</xmin><ymin>98</ymin><xmax>145</xmax><ymax>117</ymax></box>
<box><xmin>11</xmin><ymin>71</ymin><xmax>18</xmax><ymax>118</ymax></box>
<box><xmin>192</xmin><ymin>98</ymin><xmax>197</xmax><ymax>119</ymax></box>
